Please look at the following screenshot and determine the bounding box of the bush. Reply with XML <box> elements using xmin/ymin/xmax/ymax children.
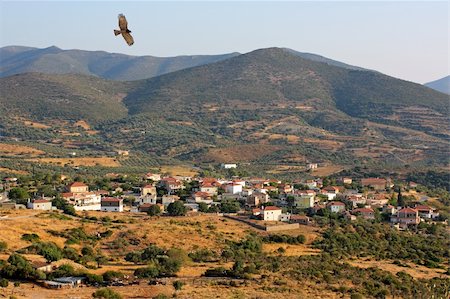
<box><xmin>134</xmin><ymin>266</ymin><xmax>159</xmax><ymax>278</ymax></box>
<box><xmin>173</xmin><ymin>280</ymin><xmax>184</xmax><ymax>291</ymax></box>
<box><xmin>189</xmin><ymin>249</ymin><xmax>218</xmax><ymax>262</ymax></box>
<box><xmin>103</xmin><ymin>271</ymin><xmax>124</xmax><ymax>282</ymax></box>
<box><xmin>21</xmin><ymin>233</ymin><xmax>40</xmax><ymax>242</ymax></box>
<box><xmin>167</xmin><ymin>201</ymin><xmax>187</xmax><ymax>216</ymax></box>
<box><xmin>92</xmin><ymin>288</ymin><xmax>122</xmax><ymax>299</ymax></box>
<box><xmin>147</xmin><ymin>205</ymin><xmax>161</xmax><ymax>216</ymax></box>
<box><xmin>0</xmin><ymin>241</ymin><xmax>7</xmax><ymax>252</ymax></box>
<box><xmin>0</xmin><ymin>278</ymin><xmax>8</xmax><ymax>288</ymax></box>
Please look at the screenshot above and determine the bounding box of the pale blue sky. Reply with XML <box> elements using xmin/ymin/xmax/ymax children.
<box><xmin>0</xmin><ymin>1</ymin><xmax>448</xmax><ymax>84</ymax></box>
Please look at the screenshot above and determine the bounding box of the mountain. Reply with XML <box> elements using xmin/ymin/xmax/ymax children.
<box><xmin>0</xmin><ymin>47</ymin><xmax>448</xmax><ymax>175</ymax></box>
<box><xmin>1</xmin><ymin>46</ymin><xmax>368</xmax><ymax>82</ymax></box>
<box><xmin>425</xmin><ymin>76</ymin><xmax>450</xmax><ymax>95</ymax></box>
<box><xmin>0</xmin><ymin>46</ymin><xmax>240</xmax><ymax>81</ymax></box>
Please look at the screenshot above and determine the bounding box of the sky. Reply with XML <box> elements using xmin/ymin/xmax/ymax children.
<box><xmin>0</xmin><ymin>1</ymin><xmax>448</xmax><ymax>84</ymax></box>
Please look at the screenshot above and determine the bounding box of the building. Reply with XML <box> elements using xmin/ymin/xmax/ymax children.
<box><xmin>141</xmin><ymin>185</ymin><xmax>156</xmax><ymax>196</ymax></box>
<box><xmin>144</xmin><ymin>173</ymin><xmax>161</xmax><ymax>181</ymax></box>
<box><xmin>293</xmin><ymin>192</ymin><xmax>315</xmax><ymax>209</ymax></box>
<box><xmin>225</xmin><ymin>183</ymin><xmax>242</xmax><ymax>194</ymax></box>
<box><xmin>68</xmin><ymin>182</ymin><xmax>89</xmax><ymax>193</ymax></box>
<box><xmin>221</xmin><ymin>163</ymin><xmax>237</xmax><ymax>169</ymax></box>
<box><xmin>307</xmin><ymin>163</ymin><xmax>318</xmax><ymax>170</ymax></box>
<box><xmin>247</xmin><ymin>192</ymin><xmax>270</xmax><ymax>207</ymax></box>
<box><xmin>391</xmin><ymin>208</ymin><xmax>420</xmax><ymax>227</ymax></box>
<box><xmin>290</xmin><ymin>215</ymin><xmax>310</xmax><ymax>225</ymax></box>
<box><xmin>327</xmin><ymin>201</ymin><xmax>346</xmax><ymax>213</ymax></box>
<box><xmin>101</xmin><ymin>197</ymin><xmax>123</xmax><ymax>212</ymax></box>
<box><xmin>199</xmin><ymin>183</ymin><xmax>218</xmax><ymax>196</ymax></box>
<box><xmin>27</xmin><ymin>199</ymin><xmax>52</xmax><ymax>210</ymax></box>
<box><xmin>61</xmin><ymin>192</ymin><xmax>101</xmax><ymax>211</ymax></box>
<box><xmin>262</xmin><ymin>206</ymin><xmax>282</xmax><ymax>221</ymax></box>
<box><xmin>162</xmin><ymin>195</ymin><xmax>179</xmax><ymax>207</ymax></box>
<box><xmin>160</xmin><ymin>177</ymin><xmax>183</xmax><ymax>194</ymax></box>
<box><xmin>351</xmin><ymin>208</ymin><xmax>375</xmax><ymax>220</ymax></box>
<box><xmin>414</xmin><ymin>205</ymin><xmax>439</xmax><ymax>219</ymax></box>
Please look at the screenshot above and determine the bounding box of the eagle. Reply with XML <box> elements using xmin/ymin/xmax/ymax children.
<box><xmin>114</xmin><ymin>14</ymin><xmax>134</xmax><ymax>46</ymax></box>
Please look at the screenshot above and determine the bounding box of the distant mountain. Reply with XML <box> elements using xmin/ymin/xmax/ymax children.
<box><xmin>0</xmin><ymin>46</ymin><xmax>240</xmax><ymax>81</ymax></box>
<box><xmin>0</xmin><ymin>47</ymin><xmax>448</xmax><ymax>172</ymax></box>
<box><xmin>1</xmin><ymin>45</ymin><xmax>370</xmax><ymax>82</ymax></box>
<box><xmin>425</xmin><ymin>76</ymin><xmax>450</xmax><ymax>95</ymax></box>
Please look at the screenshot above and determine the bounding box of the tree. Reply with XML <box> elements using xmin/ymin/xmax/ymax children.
<box><xmin>147</xmin><ymin>205</ymin><xmax>161</xmax><ymax>216</ymax></box>
<box><xmin>198</xmin><ymin>202</ymin><xmax>209</xmax><ymax>213</ymax></box>
<box><xmin>167</xmin><ymin>201</ymin><xmax>187</xmax><ymax>216</ymax></box>
<box><xmin>8</xmin><ymin>187</ymin><xmax>29</xmax><ymax>203</ymax></box>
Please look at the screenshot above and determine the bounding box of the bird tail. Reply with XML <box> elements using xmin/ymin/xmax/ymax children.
<box><xmin>114</xmin><ymin>30</ymin><xmax>121</xmax><ymax>36</ymax></box>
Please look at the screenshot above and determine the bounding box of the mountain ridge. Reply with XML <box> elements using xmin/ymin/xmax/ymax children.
<box><xmin>0</xmin><ymin>47</ymin><xmax>448</xmax><ymax>172</ymax></box>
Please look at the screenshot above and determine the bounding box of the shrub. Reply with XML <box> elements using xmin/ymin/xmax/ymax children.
<box><xmin>134</xmin><ymin>266</ymin><xmax>159</xmax><ymax>278</ymax></box>
<box><xmin>0</xmin><ymin>241</ymin><xmax>7</xmax><ymax>252</ymax></box>
<box><xmin>21</xmin><ymin>233</ymin><xmax>40</xmax><ymax>242</ymax></box>
<box><xmin>103</xmin><ymin>271</ymin><xmax>124</xmax><ymax>282</ymax></box>
<box><xmin>167</xmin><ymin>201</ymin><xmax>187</xmax><ymax>216</ymax></box>
<box><xmin>173</xmin><ymin>280</ymin><xmax>184</xmax><ymax>291</ymax></box>
<box><xmin>0</xmin><ymin>278</ymin><xmax>8</xmax><ymax>288</ymax></box>
<box><xmin>92</xmin><ymin>288</ymin><xmax>122</xmax><ymax>299</ymax></box>
<box><xmin>147</xmin><ymin>205</ymin><xmax>161</xmax><ymax>216</ymax></box>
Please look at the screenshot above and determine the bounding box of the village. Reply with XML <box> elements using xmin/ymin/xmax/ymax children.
<box><xmin>0</xmin><ymin>163</ymin><xmax>444</xmax><ymax>231</ymax></box>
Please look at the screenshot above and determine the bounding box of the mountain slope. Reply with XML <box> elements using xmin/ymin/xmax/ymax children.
<box><xmin>0</xmin><ymin>47</ymin><xmax>448</xmax><ymax>171</ymax></box>
<box><xmin>0</xmin><ymin>46</ymin><xmax>240</xmax><ymax>81</ymax></box>
<box><xmin>425</xmin><ymin>76</ymin><xmax>450</xmax><ymax>95</ymax></box>
<box><xmin>124</xmin><ymin>47</ymin><xmax>448</xmax><ymax>136</ymax></box>
<box><xmin>0</xmin><ymin>73</ymin><xmax>132</xmax><ymax>123</ymax></box>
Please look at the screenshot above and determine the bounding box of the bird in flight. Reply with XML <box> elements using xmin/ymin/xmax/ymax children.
<box><xmin>114</xmin><ymin>14</ymin><xmax>134</xmax><ymax>46</ymax></box>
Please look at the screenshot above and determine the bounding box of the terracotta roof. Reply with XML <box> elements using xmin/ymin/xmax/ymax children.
<box><xmin>290</xmin><ymin>215</ymin><xmax>309</xmax><ymax>220</ymax></box>
<box><xmin>264</xmin><ymin>206</ymin><xmax>282</xmax><ymax>211</ymax></box>
<box><xmin>101</xmin><ymin>197</ymin><xmax>122</xmax><ymax>203</ymax></box>
<box><xmin>414</xmin><ymin>205</ymin><xmax>432</xmax><ymax>212</ymax></box>
<box><xmin>69</xmin><ymin>182</ymin><xmax>87</xmax><ymax>187</ymax></box>
<box><xmin>61</xmin><ymin>192</ymin><xmax>74</xmax><ymax>198</ymax></box>
<box><xmin>32</xmin><ymin>199</ymin><xmax>50</xmax><ymax>203</ymax></box>
<box><xmin>398</xmin><ymin>207</ymin><xmax>418</xmax><ymax>213</ymax></box>
<box><xmin>252</xmin><ymin>208</ymin><xmax>261</xmax><ymax>213</ymax></box>
<box><xmin>352</xmin><ymin>208</ymin><xmax>374</xmax><ymax>214</ymax></box>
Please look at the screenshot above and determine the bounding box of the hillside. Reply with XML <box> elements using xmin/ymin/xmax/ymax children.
<box><xmin>0</xmin><ymin>46</ymin><xmax>240</xmax><ymax>81</ymax></box>
<box><xmin>425</xmin><ymin>75</ymin><xmax>450</xmax><ymax>95</ymax></box>
<box><xmin>0</xmin><ymin>47</ymin><xmax>449</xmax><ymax>175</ymax></box>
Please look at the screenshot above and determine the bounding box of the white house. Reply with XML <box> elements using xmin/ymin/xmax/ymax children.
<box><xmin>262</xmin><ymin>206</ymin><xmax>282</xmax><ymax>221</ymax></box>
<box><xmin>221</xmin><ymin>163</ymin><xmax>237</xmax><ymax>169</ymax></box>
<box><xmin>62</xmin><ymin>191</ymin><xmax>101</xmax><ymax>211</ymax></box>
<box><xmin>225</xmin><ymin>183</ymin><xmax>242</xmax><ymax>195</ymax></box>
<box><xmin>101</xmin><ymin>197</ymin><xmax>123</xmax><ymax>212</ymax></box>
<box><xmin>27</xmin><ymin>199</ymin><xmax>52</xmax><ymax>210</ymax></box>
<box><xmin>327</xmin><ymin>201</ymin><xmax>346</xmax><ymax>213</ymax></box>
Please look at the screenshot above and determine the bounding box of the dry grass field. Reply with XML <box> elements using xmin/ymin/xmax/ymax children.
<box><xmin>0</xmin><ymin>143</ymin><xmax>45</xmax><ymax>157</ymax></box>
<box><xmin>160</xmin><ymin>165</ymin><xmax>199</xmax><ymax>177</ymax></box>
<box><xmin>26</xmin><ymin>157</ymin><xmax>120</xmax><ymax>167</ymax></box>
<box><xmin>0</xmin><ymin>210</ymin><xmax>447</xmax><ymax>298</ymax></box>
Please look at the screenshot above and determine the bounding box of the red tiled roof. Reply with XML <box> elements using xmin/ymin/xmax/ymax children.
<box><xmin>414</xmin><ymin>205</ymin><xmax>432</xmax><ymax>212</ymax></box>
<box><xmin>398</xmin><ymin>207</ymin><xmax>418</xmax><ymax>213</ymax></box>
<box><xmin>32</xmin><ymin>199</ymin><xmax>50</xmax><ymax>203</ymax></box>
<box><xmin>61</xmin><ymin>192</ymin><xmax>74</xmax><ymax>198</ymax></box>
<box><xmin>69</xmin><ymin>182</ymin><xmax>87</xmax><ymax>187</ymax></box>
<box><xmin>264</xmin><ymin>206</ymin><xmax>282</xmax><ymax>211</ymax></box>
<box><xmin>101</xmin><ymin>197</ymin><xmax>122</xmax><ymax>203</ymax></box>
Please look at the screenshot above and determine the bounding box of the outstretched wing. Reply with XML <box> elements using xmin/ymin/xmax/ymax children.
<box><xmin>118</xmin><ymin>14</ymin><xmax>128</xmax><ymax>31</ymax></box>
<box><xmin>122</xmin><ymin>32</ymin><xmax>134</xmax><ymax>46</ymax></box>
